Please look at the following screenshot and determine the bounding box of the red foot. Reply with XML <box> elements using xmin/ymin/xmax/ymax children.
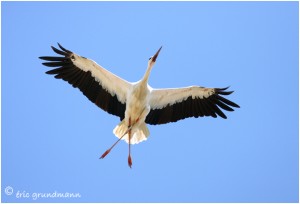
<box><xmin>100</xmin><ymin>149</ymin><xmax>111</xmax><ymax>159</ymax></box>
<box><xmin>128</xmin><ymin>155</ymin><xmax>132</xmax><ymax>168</ymax></box>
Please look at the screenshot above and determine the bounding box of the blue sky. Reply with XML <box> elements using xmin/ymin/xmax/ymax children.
<box><xmin>2</xmin><ymin>1</ymin><xmax>298</xmax><ymax>203</ymax></box>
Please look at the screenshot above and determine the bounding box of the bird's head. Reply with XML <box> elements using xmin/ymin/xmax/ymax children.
<box><xmin>148</xmin><ymin>46</ymin><xmax>162</xmax><ymax>67</ymax></box>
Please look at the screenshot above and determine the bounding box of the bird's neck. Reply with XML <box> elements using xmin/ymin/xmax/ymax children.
<box><xmin>141</xmin><ymin>65</ymin><xmax>152</xmax><ymax>83</ymax></box>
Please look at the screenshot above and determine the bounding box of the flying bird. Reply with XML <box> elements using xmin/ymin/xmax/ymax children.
<box><xmin>39</xmin><ymin>43</ymin><xmax>240</xmax><ymax>168</ymax></box>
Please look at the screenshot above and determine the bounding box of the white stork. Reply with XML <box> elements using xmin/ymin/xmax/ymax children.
<box><xmin>39</xmin><ymin>43</ymin><xmax>240</xmax><ymax>168</ymax></box>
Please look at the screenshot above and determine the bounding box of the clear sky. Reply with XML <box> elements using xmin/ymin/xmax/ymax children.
<box><xmin>2</xmin><ymin>1</ymin><xmax>298</xmax><ymax>203</ymax></box>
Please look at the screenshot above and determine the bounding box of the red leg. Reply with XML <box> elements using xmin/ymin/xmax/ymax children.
<box><xmin>128</xmin><ymin>117</ymin><xmax>132</xmax><ymax>168</ymax></box>
<box><xmin>100</xmin><ymin>123</ymin><xmax>132</xmax><ymax>159</ymax></box>
<box><xmin>100</xmin><ymin>137</ymin><xmax>122</xmax><ymax>159</ymax></box>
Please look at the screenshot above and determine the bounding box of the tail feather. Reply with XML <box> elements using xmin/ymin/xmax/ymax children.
<box><xmin>113</xmin><ymin>120</ymin><xmax>150</xmax><ymax>144</ymax></box>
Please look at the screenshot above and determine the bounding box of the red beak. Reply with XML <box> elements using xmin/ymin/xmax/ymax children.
<box><xmin>152</xmin><ymin>46</ymin><xmax>162</xmax><ymax>62</ymax></box>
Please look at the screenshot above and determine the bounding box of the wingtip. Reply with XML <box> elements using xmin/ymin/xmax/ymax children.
<box><xmin>50</xmin><ymin>45</ymin><xmax>56</xmax><ymax>51</ymax></box>
<box><xmin>51</xmin><ymin>45</ymin><xmax>67</xmax><ymax>55</ymax></box>
<box><xmin>45</xmin><ymin>70</ymin><xmax>54</xmax><ymax>75</ymax></box>
<box><xmin>218</xmin><ymin>90</ymin><xmax>234</xmax><ymax>95</ymax></box>
<box><xmin>57</xmin><ymin>42</ymin><xmax>64</xmax><ymax>50</ymax></box>
<box><xmin>216</xmin><ymin>86</ymin><xmax>234</xmax><ymax>95</ymax></box>
<box><xmin>218</xmin><ymin>86</ymin><xmax>230</xmax><ymax>91</ymax></box>
<box><xmin>231</xmin><ymin>102</ymin><xmax>240</xmax><ymax>108</ymax></box>
<box><xmin>57</xmin><ymin>43</ymin><xmax>72</xmax><ymax>53</ymax></box>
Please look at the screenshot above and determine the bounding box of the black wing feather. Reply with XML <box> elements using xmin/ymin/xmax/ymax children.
<box><xmin>39</xmin><ymin>43</ymin><xmax>126</xmax><ymax>120</ymax></box>
<box><xmin>146</xmin><ymin>88</ymin><xmax>240</xmax><ymax>125</ymax></box>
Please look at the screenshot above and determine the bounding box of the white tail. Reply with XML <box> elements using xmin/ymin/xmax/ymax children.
<box><xmin>113</xmin><ymin>120</ymin><xmax>150</xmax><ymax>144</ymax></box>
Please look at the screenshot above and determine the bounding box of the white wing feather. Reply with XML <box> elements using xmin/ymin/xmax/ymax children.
<box><xmin>149</xmin><ymin>86</ymin><xmax>215</xmax><ymax>109</ymax></box>
<box><xmin>71</xmin><ymin>53</ymin><xmax>131</xmax><ymax>104</ymax></box>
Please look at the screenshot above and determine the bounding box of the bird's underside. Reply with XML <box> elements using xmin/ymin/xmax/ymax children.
<box><xmin>39</xmin><ymin>43</ymin><xmax>240</xmax><ymax>168</ymax></box>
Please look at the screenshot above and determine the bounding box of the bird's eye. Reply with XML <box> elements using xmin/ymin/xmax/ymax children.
<box><xmin>149</xmin><ymin>57</ymin><xmax>152</xmax><ymax>60</ymax></box>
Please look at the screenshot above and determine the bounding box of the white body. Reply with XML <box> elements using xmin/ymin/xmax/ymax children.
<box><xmin>114</xmin><ymin>81</ymin><xmax>152</xmax><ymax>144</ymax></box>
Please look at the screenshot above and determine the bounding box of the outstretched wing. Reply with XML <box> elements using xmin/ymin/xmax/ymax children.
<box><xmin>39</xmin><ymin>43</ymin><xmax>132</xmax><ymax>120</ymax></box>
<box><xmin>146</xmin><ymin>86</ymin><xmax>240</xmax><ymax>125</ymax></box>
